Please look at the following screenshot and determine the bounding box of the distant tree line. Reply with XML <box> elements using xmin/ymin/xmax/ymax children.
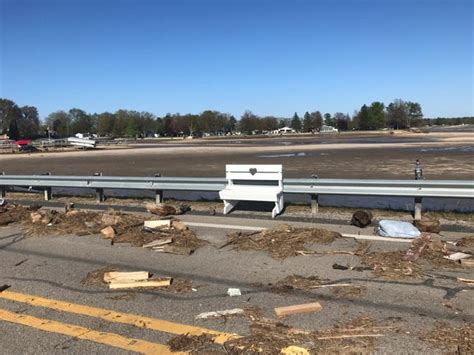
<box><xmin>1</xmin><ymin>97</ymin><xmax>472</xmax><ymax>140</ymax></box>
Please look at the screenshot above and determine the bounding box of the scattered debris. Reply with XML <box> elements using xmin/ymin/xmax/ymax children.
<box><xmin>274</xmin><ymin>302</ymin><xmax>322</xmax><ymax>317</ymax></box>
<box><xmin>456</xmin><ymin>277</ymin><xmax>474</xmax><ymax>285</ymax></box>
<box><xmin>443</xmin><ymin>252</ymin><xmax>471</xmax><ymax>261</ymax></box>
<box><xmin>0</xmin><ymin>198</ymin><xmax>6</xmax><ymax>207</ymax></box>
<box><xmin>101</xmin><ymin>213</ymin><xmax>122</xmax><ymax>226</ymax></box>
<box><xmin>414</xmin><ymin>219</ymin><xmax>441</xmax><ymax>233</ymax></box>
<box><xmin>171</xmin><ymin>220</ymin><xmax>188</xmax><ymax>231</ymax></box>
<box><xmin>145</xmin><ymin>203</ymin><xmax>189</xmax><ymax>216</ymax></box>
<box><xmin>167</xmin><ymin>333</ymin><xmax>215</xmax><ymax>353</ymax></box>
<box><xmin>271</xmin><ymin>275</ymin><xmax>329</xmax><ymax>293</ymax></box>
<box><xmin>153</xmin><ymin>245</ymin><xmax>194</xmax><ymax>255</ymax></box>
<box><xmin>281</xmin><ymin>345</ymin><xmax>310</xmax><ymax>355</ymax></box>
<box><xmin>0</xmin><ymin>284</ymin><xmax>11</xmax><ymax>293</ymax></box>
<box><xmin>196</xmin><ymin>308</ymin><xmax>244</xmax><ymax>320</ymax></box>
<box><xmin>351</xmin><ymin>210</ymin><xmax>373</xmax><ymax>228</ymax></box>
<box><xmin>403</xmin><ymin>233</ymin><xmax>432</xmax><ymax>262</ymax></box>
<box><xmin>0</xmin><ymin>214</ymin><xmax>15</xmax><ymax>226</ymax></box>
<box><xmin>100</xmin><ymin>226</ymin><xmax>116</xmax><ymax>240</ymax></box>
<box><xmin>422</xmin><ymin>322</ymin><xmax>473</xmax><ymax>353</ymax></box>
<box><xmin>377</xmin><ymin>220</ymin><xmax>421</xmax><ymax>239</ymax></box>
<box><xmin>331</xmin><ymin>285</ymin><xmax>367</xmax><ymax>298</ymax></box>
<box><xmin>332</xmin><ymin>263</ymin><xmax>372</xmax><ymax>272</ymax></box>
<box><xmin>64</xmin><ymin>202</ymin><xmax>75</xmax><ymax>213</ymax></box>
<box><xmin>14</xmin><ymin>259</ymin><xmax>28</xmax><ymax>267</ymax></box>
<box><xmin>227</xmin><ymin>288</ymin><xmax>241</xmax><ymax>297</ymax></box>
<box><xmin>224</xmin><ymin>316</ymin><xmax>384</xmax><ymax>354</ymax></box>
<box><xmin>106</xmin><ymin>293</ymin><xmax>136</xmax><ymax>301</ymax></box>
<box><xmin>226</xmin><ymin>225</ymin><xmax>341</xmax><ymax>259</ymax></box>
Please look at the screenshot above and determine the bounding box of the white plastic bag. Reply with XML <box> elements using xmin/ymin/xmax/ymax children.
<box><xmin>377</xmin><ymin>220</ymin><xmax>421</xmax><ymax>239</ymax></box>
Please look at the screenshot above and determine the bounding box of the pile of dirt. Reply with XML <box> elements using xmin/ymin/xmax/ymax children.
<box><xmin>167</xmin><ymin>333</ymin><xmax>215</xmax><ymax>353</ymax></box>
<box><xmin>226</xmin><ymin>225</ymin><xmax>341</xmax><ymax>259</ymax></box>
<box><xmin>270</xmin><ymin>274</ymin><xmax>329</xmax><ymax>294</ymax></box>
<box><xmin>224</xmin><ymin>316</ymin><xmax>386</xmax><ymax>354</ymax></box>
<box><xmin>422</xmin><ymin>322</ymin><xmax>473</xmax><ymax>353</ymax></box>
<box><xmin>18</xmin><ymin>206</ymin><xmax>206</xmax><ymax>254</ymax></box>
<box><xmin>113</xmin><ymin>227</ymin><xmax>205</xmax><ymax>253</ymax></box>
<box><xmin>81</xmin><ymin>265</ymin><xmax>117</xmax><ymax>287</ymax></box>
<box><xmin>0</xmin><ymin>203</ymin><xmax>33</xmax><ymax>226</ymax></box>
<box><xmin>361</xmin><ymin>234</ymin><xmax>463</xmax><ymax>279</ymax></box>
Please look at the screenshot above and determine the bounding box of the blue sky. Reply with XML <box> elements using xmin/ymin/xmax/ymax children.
<box><xmin>1</xmin><ymin>0</ymin><xmax>472</xmax><ymax>119</ymax></box>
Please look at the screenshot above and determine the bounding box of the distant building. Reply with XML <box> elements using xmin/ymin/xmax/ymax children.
<box><xmin>272</xmin><ymin>126</ymin><xmax>296</xmax><ymax>134</ymax></box>
<box><xmin>320</xmin><ymin>125</ymin><xmax>338</xmax><ymax>133</ymax></box>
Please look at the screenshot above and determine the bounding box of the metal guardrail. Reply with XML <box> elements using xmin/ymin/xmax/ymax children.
<box><xmin>0</xmin><ymin>174</ymin><xmax>472</xmax><ymax>218</ymax></box>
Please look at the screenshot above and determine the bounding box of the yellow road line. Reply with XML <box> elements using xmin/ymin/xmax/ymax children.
<box><xmin>0</xmin><ymin>290</ymin><xmax>238</xmax><ymax>344</ymax></box>
<box><xmin>0</xmin><ymin>308</ymin><xmax>183</xmax><ymax>355</ymax></box>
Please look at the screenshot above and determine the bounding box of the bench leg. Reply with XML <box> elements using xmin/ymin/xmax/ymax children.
<box><xmin>223</xmin><ymin>200</ymin><xmax>237</xmax><ymax>215</ymax></box>
<box><xmin>272</xmin><ymin>196</ymin><xmax>284</xmax><ymax>218</ymax></box>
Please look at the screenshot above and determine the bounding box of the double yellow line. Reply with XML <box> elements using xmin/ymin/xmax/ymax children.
<box><xmin>0</xmin><ymin>290</ymin><xmax>239</xmax><ymax>354</ymax></box>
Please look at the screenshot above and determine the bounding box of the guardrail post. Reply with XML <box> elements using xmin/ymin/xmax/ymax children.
<box><xmin>311</xmin><ymin>194</ymin><xmax>319</xmax><ymax>216</ymax></box>
<box><xmin>414</xmin><ymin>197</ymin><xmax>422</xmax><ymax>220</ymax></box>
<box><xmin>0</xmin><ymin>172</ymin><xmax>5</xmax><ymax>198</ymax></box>
<box><xmin>155</xmin><ymin>190</ymin><xmax>163</xmax><ymax>204</ymax></box>
<box><xmin>44</xmin><ymin>188</ymin><xmax>52</xmax><ymax>201</ymax></box>
<box><xmin>96</xmin><ymin>188</ymin><xmax>105</xmax><ymax>202</ymax></box>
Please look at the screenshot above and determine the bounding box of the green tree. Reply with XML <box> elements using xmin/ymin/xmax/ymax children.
<box><xmin>334</xmin><ymin>112</ymin><xmax>349</xmax><ymax>131</ymax></box>
<box><xmin>310</xmin><ymin>111</ymin><xmax>323</xmax><ymax>130</ymax></box>
<box><xmin>239</xmin><ymin>110</ymin><xmax>259</xmax><ymax>134</ymax></box>
<box><xmin>19</xmin><ymin>106</ymin><xmax>40</xmax><ymax>138</ymax></box>
<box><xmin>367</xmin><ymin>102</ymin><xmax>385</xmax><ymax>129</ymax></box>
<box><xmin>69</xmin><ymin>108</ymin><xmax>95</xmax><ymax>134</ymax></box>
<box><xmin>303</xmin><ymin>111</ymin><xmax>312</xmax><ymax>132</ymax></box>
<box><xmin>97</xmin><ymin>112</ymin><xmax>116</xmax><ymax>136</ymax></box>
<box><xmin>323</xmin><ymin>113</ymin><xmax>333</xmax><ymax>126</ymax></box>
<box><xmin>45</xmin><ymin>111</ymin><xmax>71</xmax><ymax>137</ymax></box>
<box><xmin>357</xmin><ymin>105</ymin><xmax>370</xmax><ymax>130</ymax></box>
<box><xmin>407</xmin><ymin>102</ymin><xmax>423</xmax><ymax>127</ymax></box>
<box><xmin>290</xmin><ymin>112</ymin><xmax>301</xmax><ymax>131</ymax></box>
<box><xmin>0</xmin><ymin>98</ymin><xmax>22</xmax><ymax>137</ymax></box>
<box><xmin>386</xmin><ymin>99</ymin><xmax>409</xmax><ymax>129</ymax></box>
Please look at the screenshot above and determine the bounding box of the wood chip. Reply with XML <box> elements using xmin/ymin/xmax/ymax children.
<box><xmin>457</xmin><ymin>277</ymin><xmax>474</xmax><ymax>285</ymax></box>
<box><xmin>274</xmin><ymin>302</ymin><xmax>322</xmax><ymax>317</ymax></box>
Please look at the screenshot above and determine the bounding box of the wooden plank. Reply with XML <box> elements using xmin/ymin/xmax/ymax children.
<box><xmin>142</xmin><ymin>238</ymin><xmax>173</xmax><ymax>248</ymax></box>
<box><xmin>274</xmin><ymin>302</ymin><xmax>322</xmax><ymax>317</ymax></box>
<box><xmin>144</xmin><ymin>220</ymin><xmax>171</xmax><ymax>229</ymax></box>
<box><xmin>109</xmin><ymin>278</ymin><xmax>172</xmax><ymax>289</ymax></box>
<box><xmin>103</xmin><ymin>271</ymin><xmax>149</xmax><ymax>283</ymax></box>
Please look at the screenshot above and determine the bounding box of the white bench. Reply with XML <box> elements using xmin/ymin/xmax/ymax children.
<box><xmin>219</xmin><ymin>164</ymin><xmax>284</xmax><ymax>218</ymax></box>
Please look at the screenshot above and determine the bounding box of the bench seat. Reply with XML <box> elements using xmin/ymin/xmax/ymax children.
<box><xmin>219</xmin><ymin>164</ymin><xmax>284</xmax><ymax>218</ymax></box>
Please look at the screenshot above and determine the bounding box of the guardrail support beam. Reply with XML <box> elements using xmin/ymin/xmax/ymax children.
<box><xmin>44</xmin><ymin>188</ymin><xmax>52</xmax><ymax>201</ymax></box>
<box><xmin>414</xmin><ymin>197</ymin><xmax>422</xmax><ymax>220</ymax></box>
<box><xmin>155</xmin><ymin>190</ymin><xmax>163</xmax><ymax>204</ymax></box>
<box><xmin>96</xmin><ymin>188</ymin><xmax>105</xmax><ymax>203</ymax></box>
<box><xmin>0</xmin><ymin>186</ymin><xmax>6</xmax><ymax>198</ymax></box>
<box><xmin>311</xmin><ymin>194</ymin><xmax>319</xmax><ymax>216</ymax></box>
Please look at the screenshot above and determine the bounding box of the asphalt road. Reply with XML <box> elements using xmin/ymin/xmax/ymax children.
<box><xmin>0</xmin><ymin>214</ymin><xmax>473</xmax><ymax>354</ymax></box>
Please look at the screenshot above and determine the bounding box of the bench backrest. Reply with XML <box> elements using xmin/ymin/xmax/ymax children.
<box><xmin>225</xmin><ymin>164</ymin><xmax>283</xmax><ymax>187</ymax></box>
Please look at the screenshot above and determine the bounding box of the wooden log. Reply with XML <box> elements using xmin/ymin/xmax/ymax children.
<box><xmin>108</xmin><ymin>278</ymin><xmax>171</xmax><ymax>289</ymax></box>
<box><xmin>274</xmin><ymin>302</ymin><xmax>322</xmax><ymax>317</ymax></box>
<box><xmin>103</xmin><ymin>271</ymin><xmax>150</xmax><ymax>283</ymax></box>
